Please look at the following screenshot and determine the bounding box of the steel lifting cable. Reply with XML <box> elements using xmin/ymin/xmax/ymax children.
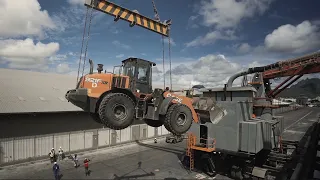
<box><xmin>161</xmin><ymin>36</ymin><xmax>166</xmax><ymax>89</ymax></box>
<box><xmin>81</xmin><ymin>0</ymin><xmax>95</xmax><ymax>86</ymax></box>
<box><xmin>152</xmin><ymin>0</ymin><xmax>166</xmax><ymax>90</ymax></box>
<box><xmin>76</xmin><ymin>6</ymin><xmax>90</xmax><ymax>86</ymax></box>
<box><xmin>168</xmin><ymin>34</ymin><xmax>172</xmax><ymax>90</ymax></box>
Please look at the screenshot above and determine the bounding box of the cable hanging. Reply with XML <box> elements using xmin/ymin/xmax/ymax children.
<box><xmin>168</xmin><ymin>34</ymin><xmax>172</xmax><ymax>90</ymax></box>
<box><xmin>152</xmin><ymin>0</ymin><xmax>167</xmax><ymax>90</ymax></box>
<box><xmin>162</xmin><ymin>36</ymin><xmax>166</xmax><ymax>90</ymax></box>
<box><xmin>81</xmin><ymin>0</ymin><xmax>95</xmax><ymax>86</ymax></box>
<box><xmin>76</xmin><ymin>6</ymin><xmax>90</xmax><ymax>87</ymax></box>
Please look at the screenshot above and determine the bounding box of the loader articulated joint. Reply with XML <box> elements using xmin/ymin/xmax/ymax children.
<box><xmin>158</xmin><ymin>97</ymin><xmax>176</xmax><ymax>115</ymax></box>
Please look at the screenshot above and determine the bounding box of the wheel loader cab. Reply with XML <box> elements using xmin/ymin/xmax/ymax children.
<box><xmin>121</xmin><ymin>58</ymin><xmax>156</xmax><ymax>94</ymax></box>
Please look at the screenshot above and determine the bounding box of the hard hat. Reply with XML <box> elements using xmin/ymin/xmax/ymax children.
<box><xmin>54</xmin><ymin>162</ymin><xmax>57</xmax><ymax>164</ymax></box>
<box><xmin>52</xmin><ymin>148</ymin><xmax>54</xmax><ymax>150</ymax></box>
<box><xmin>59</xmin><ymin>147</ymin><xmax>62</xmax><ymax>149</ymax></box>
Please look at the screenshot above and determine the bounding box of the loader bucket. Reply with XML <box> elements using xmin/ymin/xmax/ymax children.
<box><xmin>192</xmin><ymin>97</ymin><xmax>227</xmax><ymax>124</ymax></box>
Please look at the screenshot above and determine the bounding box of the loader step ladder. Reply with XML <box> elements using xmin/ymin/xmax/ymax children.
<box><xmin>136</xmin><ymin>96</ymin><xmax>148</xmax><ymax>119</ymax></box>
<box><xmin>187</xmin><ymin>132</ymin><xmax>196</xmax><ymax>170</ymax></box>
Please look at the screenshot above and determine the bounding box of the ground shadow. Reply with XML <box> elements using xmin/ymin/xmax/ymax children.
<box><xmin>134</xmin><ymin>140</ymin><xmax>185</xmax><ymax>156</ymax></box>
<box><xmin>134</xmin><ymin>140</ymin><xmax>191</xmax><ymax>174</ymax></box>
<box><xmin>113</xmin><ymin>161</ymin><xmax>155</xmax><ymax>180</ymax></box>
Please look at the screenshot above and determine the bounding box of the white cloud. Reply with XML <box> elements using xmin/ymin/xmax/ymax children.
<box><xmin>152</xmin><ymin>54</ymin><xmax>250</xmax><ymax>89</ymax></box>
<box><xmin>187</xmin><ymin>15</ymin><xmax>200</xmax><ymax>29</ymax></box>
<box><xmin>265</xmin><ymin>20</ymin><xmax>320</xmax><ymax>53</ymax></box>
<box><xmin>162</xmin><ymin>38</ymin><xmax>176</xmax><ymax>46</ymax></box>
<box><xmin>56</xmin><ymin>63</ymin><xmax>71</xmax><ymax>73</ymax></box>
<box><xmin>0</xmin><ymin>38</ymin><xmax>59</xmax><ymax>70</ymax></box>
<box><xmin>112</xmin><ymin>40</ymin><xmax>131</xmax><ymax>50</ymax></box>
<box><xmin>49</xmin><ymin>54</ymin><xmax>68</xmax><ymax>61</ymax></box>
<box><xmin>198</xmin><ymin>0</ymin><xmax>273</xmax><ymax>29</ymax></box>
<box><xmin>237</xmin><ymin>43</ymin><xmax>252</xmax><ymax>53</ymax></box>
<box><xmin>67</xmin><ymin>0</ymin><xmax>85</xmax><ymax>6</ymax></box>
<box><xmin>116</xmin><ymin>54</ymin><xmax>125</xmax><ymax>58</ymax></box>
<box><xmin>186</xmin><ymin>30</ymin><xmax>237</xmax><ymax>47</ymax></box>
<box><xmin>186</xmin><ymin>0</ymin><xmax>273</xmax><ymax>48</ymax></box>
<box><xmin>0</xmin><ymin>0</ymin><xmax>56</xmax><ymax>39</ymax></box>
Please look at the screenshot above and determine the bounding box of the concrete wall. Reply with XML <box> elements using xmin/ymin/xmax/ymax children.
<box><xmin>0</xmin><ymin>124</ymin><xmax>169</xmax><ymax>166</ymax></box>
<box><xmin>0</xmin><ymin>112</ymin><xmax>145</xmax><ymax>138</ymax></box>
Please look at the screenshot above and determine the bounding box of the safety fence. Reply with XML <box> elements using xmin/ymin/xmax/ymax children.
<box><xmin>0</xmin><ymin>124</ymin><xmax>170</xmax><ymax>166</ymax></box>
<box><xmin>273</xmin><ymin>104</ymin><xmax>302</xmax><ymax>114</ymax></box>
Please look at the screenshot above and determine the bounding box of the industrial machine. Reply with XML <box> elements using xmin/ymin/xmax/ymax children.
<box><xmin>65</xmin><ymin>0</ymin><xmax>198</xmax><ymax>134</ymax></box>
<box><xmin>165</xmin><ymin>134</ymin><xmax>184</xmax><ymax>144</ymax></box>
<box><xmin>66</xmin><ymin>57</ymin><xmax>200</xmax><ymax>135</ymax></box>
<box><xmin>183</xmin><ymin>52</ymin><xmax>320</xmax><ymax>179</ymax></box>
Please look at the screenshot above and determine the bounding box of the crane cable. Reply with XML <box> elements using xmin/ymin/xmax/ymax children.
<box><xmin>152</xmin><ymin>0</ymin><xmax>166</xmax><ymax>90</ymax></box>
<box><xmin>161</xmin><ymin>36</ymin><xmax>166</xmax><ymax>90</ymax></box>
<box><xmin>168</xmin><ymin>33</ymin><xmax>172</xmax><ymax>90</ymax></box>
<box><xmin>81</xmin><ymin>0</ymin><xmax>95</xmax><ymax>87</ymax></box>
<box><xmin>76</xmin><ymin>6</ymin><xmax>90</xmax><ymax>87</ymax></box>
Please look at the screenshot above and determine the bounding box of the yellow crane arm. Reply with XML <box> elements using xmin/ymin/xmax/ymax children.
<box><xmin>84</xmin><ymin>0</ymin><xmax>170</xmax><ymax>37</ymax></box>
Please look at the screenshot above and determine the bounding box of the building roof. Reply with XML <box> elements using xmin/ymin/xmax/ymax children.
<box><xmin>0</xmin><ymin>68</ymin><xmax>83</xmax><ymax>113</ymax></box>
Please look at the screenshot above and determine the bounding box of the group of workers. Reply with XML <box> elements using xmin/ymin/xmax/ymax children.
<box><xmin>49</xmin><ymin>147</ymin><xmax>65</xmax><ymax>163</ymax></box>
<box><xmin>49</xmin><ymin>147</ymin><xmax>91</xmax><ymax>180</ymax></box>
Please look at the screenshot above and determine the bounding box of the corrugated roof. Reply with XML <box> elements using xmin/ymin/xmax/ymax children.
<box><xmin>0</xmin><ymin>68</ymin><xmax>83</xmax><ymax>113</ymax></box>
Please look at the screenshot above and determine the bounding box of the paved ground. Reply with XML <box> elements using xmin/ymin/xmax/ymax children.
<box><xmin>0</xmin><ymin>138</ymin><xmax>222</xmax><ymax>180</ymax></box>
<box><xmin>0</xmin><ymin>107</ymin><xmax>318</xmax><ymax>180</ymax></box>
<box><xmin>280</xmin><ymin>107</ymin><xmax>320</xmax><ymax>142</ymax></box>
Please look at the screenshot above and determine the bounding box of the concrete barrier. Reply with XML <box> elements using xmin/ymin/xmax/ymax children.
<box><xmin>273</xmin><ymin>105</ymin><xmax>302</xmax><ymax>115</ymax></box>
<box><xmin>0</xmin><ymin>124</ymin><xmax>169</xmax><ymax>166</ymax></box>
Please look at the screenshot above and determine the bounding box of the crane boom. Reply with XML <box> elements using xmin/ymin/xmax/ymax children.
<box><xmin>84</xmin><ymin>0</ymin><xmax>170</xmax><ymax>37</ymax></box>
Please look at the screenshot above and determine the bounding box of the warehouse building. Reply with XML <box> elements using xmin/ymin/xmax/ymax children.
<box><xmin>0</xmin><ymin>68</ymin><xmax>142</xmax><ymax>138</ymax></box>
<box><xmin>0</xmin><ymin>68</ymin><xmax>169</xmax><ymax>166</ymax></box>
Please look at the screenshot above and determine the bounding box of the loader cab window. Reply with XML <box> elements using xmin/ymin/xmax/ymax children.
<box><xmin>137</xmin><ymin>66</ymin><xmax>148</xmax><ymax>83</ymax></box>
<box><xmin>123</xmin><ymin>62</ymin><xmax>135</xmax><ymax>78</ymax></box>
<box><xmin>135</xmin><ymin>61</ymin><xmax>152</xmax><ymax>94</ymax></box>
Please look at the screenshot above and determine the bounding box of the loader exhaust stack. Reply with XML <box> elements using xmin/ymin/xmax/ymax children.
<box><xmin>89</xmin><ymin>59</ymin><xmax>93</xmax><ymax>74</ymax></box>
<box><xmin>97</xmin><ymin>64</ymin><xmax>103</xmax><ymax>74</ymax></box>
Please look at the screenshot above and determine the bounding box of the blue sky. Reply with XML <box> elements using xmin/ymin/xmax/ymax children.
<box><xmin>0</xmin><ymin>0</ymin><xmax>319</xmax><ymax>88</ymax></box>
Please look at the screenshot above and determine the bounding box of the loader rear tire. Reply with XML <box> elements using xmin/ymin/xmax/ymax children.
<box><xmin>144</xmin><ymin>118</ymin><xmax>164</xmax><ymax>127</ymax></box>
<box><xmin>164</xmin><ymin>103</ymin><xmax>193</xmax><ymax>135</ymax></box>
<box><xmin>98</xmin><ymin>93</ymin><xmax>135</xmax><ymax>130</ymax></box>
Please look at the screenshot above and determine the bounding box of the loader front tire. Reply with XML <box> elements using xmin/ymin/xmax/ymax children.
<box><xmin>98</xmin><ymin>93</ymin><xmax>135</xmax><ymax>130</ymax></box>
<box><xmin>164</xmin><ymin>103</ymin><xmax>193</xmax><ymax>135</ymax></box>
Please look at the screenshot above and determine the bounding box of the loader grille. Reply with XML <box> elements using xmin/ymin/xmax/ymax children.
<box><xmin>112</xmin><ymin>76</ymin><xmax>127</xmax><ymax>88</ymax></box>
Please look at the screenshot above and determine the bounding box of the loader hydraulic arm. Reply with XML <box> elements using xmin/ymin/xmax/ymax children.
<box><xmin>84</xmin><ymin>0</ymin><xmax>171</xmax><ymax>37</ymax></box>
